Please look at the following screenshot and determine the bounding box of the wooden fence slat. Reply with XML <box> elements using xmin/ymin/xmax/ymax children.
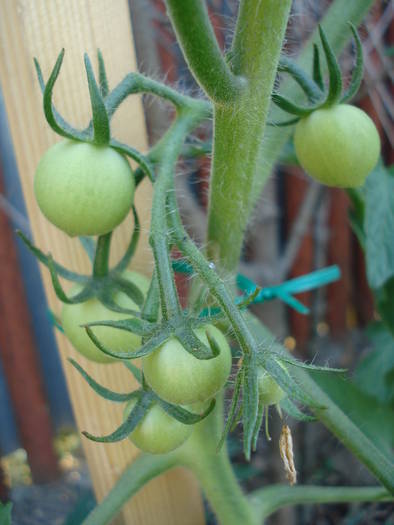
<box><xmin>0</xmin><ymin>1</ymin><xmax>204</xmax><ymax>523</ymax></box>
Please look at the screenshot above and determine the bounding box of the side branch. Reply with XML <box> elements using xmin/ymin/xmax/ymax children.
<box><xmin>165</xmin><ymin>0</ymin><xmax>245</xmax><ymax>104</ymax></box>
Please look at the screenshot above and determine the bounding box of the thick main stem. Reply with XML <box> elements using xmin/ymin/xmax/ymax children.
<box><xmin>177</xmin><ymin>397</ymin><xmax>256</xmax><ymax>525</ymax></box>
<box><xmin>207</xmin><ymin>0</ymin><xmax>292</xmax><ymax>271</ymax></box>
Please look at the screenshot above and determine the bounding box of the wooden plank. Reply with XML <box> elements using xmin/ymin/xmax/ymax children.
<box><xmin>0</xmin><ymin>1</ymin><xmax>204</xmax><ymax>523</ymax></box>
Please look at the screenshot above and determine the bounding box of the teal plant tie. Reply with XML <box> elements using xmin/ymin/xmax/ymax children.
<box><xmin>171</xmin><ymin>262</ymin><xmax>341</xmax><ymax>317</ymax></box>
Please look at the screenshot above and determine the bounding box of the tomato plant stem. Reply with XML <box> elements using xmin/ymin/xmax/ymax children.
<box><xmin>207</xmin><ymin>0</ymin><xmax>292</xmax><ymax>271</ymax></box>
<box><xmin>177</xmin><ymin>397</ymin><xmax>257</xmax><ymax>525</ymax></box>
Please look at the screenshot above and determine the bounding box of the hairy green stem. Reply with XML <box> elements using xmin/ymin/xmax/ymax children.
<box><xmin>207</xmin><ymin>0</ymin><xmax>292</xmax><ymax>271</ymax></box>
<box><xmin>177</xmin><ymin>397</ymin><xmax>256</xmax><ymax>525</ymax></box>
<box><xmin>82</xmin><ymin>453</ymin><xmax>177</xmax><ymax>525</ymax></box>
<box><xmin>165</xmin><ymin>0</ymin><xmax>245</xmax><ymax>104</ymax></box>
<box><xmin>251</xmin><ymin>484</ymin><xmax>392</xmax><ymax>521</ymax></box>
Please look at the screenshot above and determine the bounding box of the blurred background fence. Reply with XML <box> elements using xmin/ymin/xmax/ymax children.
<box><xmin>0</xmin><ymin>0</ymin><xmax>392</xmax><ymax>520</ymax></box>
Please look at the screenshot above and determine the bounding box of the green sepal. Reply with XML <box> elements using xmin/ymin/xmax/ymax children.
<box><xmin>157</xmin><ymin>398</ymin><xmax>216</xmax><ymax>425</ymax></box>
<box><xmin>271</xmin><ymin>94</ymin><xmax>313</xmax><ymax>117</ymax></box>
<box><xmin>175</xmin><ymin>326</ymin><xmax>218</xmax><ymax>360</ymax></box>
<box><xmin>242</xmin><ymin>354</ymin><xmax>259</xmax><ymax>460</ymax></box>
<box><xmin>113</xmin><ymin>207</ymin><xmax>140</xmax><ymax>274</ymax></box>
<box><xmin>252</xmin><ymin>399</ymin><xmax>265</xmax><ymax>452</ymax></box>
<box><xmin>113</xmin><ymin>276</ymin><xmax>145</xmax><ymax>308</ymax></box>
<box><xmin>97</xmin><ymin>49</ymin><xmax>109</xmax><ymax>98</ymax></box>
<box><xmin>84</xmin><ymin>317</ymin><xmax>155</xmax><ymax>337</ymax></box>
<box><xmin>79</xmin><ymin>236</ymin><xmax>96</xmax><ymax>262</ymax></box>
<box><xmin>280</xmin><ymin>397</ymin><xmax>316</xmax><ymax>422</ymax></box>
<box><xmin>267</xmin><ymin>117</ymin><xmax>300</xmax><ymax>127</ymax></box>
<box><xmin>340</xmin><ymin>24</ymin><xmax>364</xmax><ymax>103</ymax></box>
<box><xmin>47</xmin><ymin>255</ymin><xmax>93</xmax><ymax>304</ymax></box>
<box><xmin>217</xmin><ymin>368</ymin><xmax>243</xmax><ymax>452</ymax></box>
<box><xmin>277</xmin><ymin>356</ymin><xmax>346</xmax><ymax>374</ymax></box>
<box><xmin>82</xmin><ymin>392</ymin><xmax>153</xmax><ymax>443</ymax></box>
<box><xmin>278</xmin><ymin>57</ymin><xmax>323</xmax><ymax>102</ymax></box>
<box><xmin>84</xmin><ymin>53</ymin><xmax>110</xmax><ymax>145</ymax></box>
<box><xmin>110</xmin><ymin>139</ymin><xmax>154</xmax><ymax>184</ymax></box>
<box><xmin>319</xmin><ymin>25</ymin><xmax>343</xmax><ymax>107</ymax></box>
<box><xmin>141</xmin><ymin>270</ymin><xmax>160</xmax><ymax>323</ymax></box>
<box><xmin>123</xmin><ymin>361</ymin><xmax>143</xmax><ymax>384</ymax></box>
<box><xmin>68</xmin><ymin>358</ymin><xmax>139</xmax><ymax>403</ymax></box>
<box><xmin>98</xmin><ymin>294</ymin><xmax>141</xmax><ymax>316</ymax></box>
<box><xmin>84</xmin><ymin>324</ymin><xmax>171</xmax><ymax>360</ymax></box>
<box><xmin>262</xmin><ymin>356</ymin><xmax>324</xmax><ymax>409</ymax></box>
<box><xmin>34</xmin><ymin>52</ymin><xmax>88</xmax><ymax>142</ymax></box>
<box><xmin>312</xmin><ymin>43</ymin><xmax>324</xmax><ymax>91</ymax></box>
<box><xmin>17</xmin><ymin>230</ymin><xmax>89</xmax><ymax>283</ymax></box>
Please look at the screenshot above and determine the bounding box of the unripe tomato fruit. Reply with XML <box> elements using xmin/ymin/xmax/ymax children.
<box><xmin>34</xmin><ymin>140</ymin><xmax>135</xmax><ymax>236</ymax></box>
<box><xmin>61</xmin><ymin>271</ymin><xmax>149</xmax><ymax>364</ymax></box>
<box><xmin>124</xmin><ymin>400</ymin><xmax>192</xmax><ymax>454</ymax></box>
<box><xmin>294</xmin><ymin>104</ymin><xmax>380</xmax><ymax>188</ymax></box>
<box><xmin>257</xmin><ymin>367</ymin><xmax>286</xmax><ymax>406</ymax></box>
<box><xmin>142</xmin><ymin>325</ymin><xmax>232</xmax><ymax>405</ymax></box>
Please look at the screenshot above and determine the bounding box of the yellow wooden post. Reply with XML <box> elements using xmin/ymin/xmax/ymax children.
<box><xmin>0</xmin><ymin>1</ymin><xmax>204</xmax><ymax>523</ymax></box>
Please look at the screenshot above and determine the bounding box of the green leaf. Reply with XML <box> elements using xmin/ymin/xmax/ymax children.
<box><xmin>175</xmin><ymin>327</ymin><xmax>217</xmax><ymax>360</ymax></box>
<box><xmin>112</xmin><ymin>207</ymin><xmax>140</xmax><ymax>274</ymax></box>
<box><xmin>354</xmin><ymin>323</ymin><xmax>394</xmax><ymax>405</ymax></box>
<box><xmin>97</xmin><ymin>49</ymin><xmax>109</xmax><ymax>98</ymax></box>
<box><xmin>85</xmin><ymin>318</ymin><xmax>154</xmax><ymax>336</ymax></box>
<box><xmin>364</xmin><ymin>164</ymin><xmax>394</xmax><ymax>289</ymax></box>
<box><xmin>110</xmin><ymin>139</ymin><xmax>154</xmax><ymax>183</ymax></box>
<box><xmin>0</xmin><ymin>502</ymin><xmax>12</xmax><ymax>525</ymax></box>
<box><xmin>113</xmin><ymin>276</ymin><xmax>145</xmax><ymax>308</ymax></box>
<box><xmin>278</xmin><ymin>57</ymin><xmax>322</xmax><ymax>102</ymax></box>
<box><xmin>312</xmin><ymin>44</ymin><xmax>324</xmax><ymax>90</ymax></box>
<box><xmin>122</xmin><ymin>361</ymin><xmax>143</xmax><ymax>384</ymax></box>
<box><xmin>271</xmin><ymin>94</ymin><xmax>313</xmax><ymax>117</ymax></box>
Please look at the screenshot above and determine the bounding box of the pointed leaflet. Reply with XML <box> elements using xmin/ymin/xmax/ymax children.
<box><xmin>34</xmin><ymin>52</ymin><xmax>88</xmax><ymax>141</ymax></box>
<box><xmin>341</xmin><ymin>24</ymin><xmax>364</xmax><ymax>103</ymax></box>
<box><xmin>319</xmin><ymin>25</ymin><xmax>343</xmax><ymax>107</ymax></box>
<box><xmin>267</xmin><ymin>117</ymin><xmax>300</xmax><ymax>127</ymax></box>
<box><xmin>69</xmin><ymin>358</ymin><xmax>138</xmax><ymax>402</ymax></box>
<box><xmin>79</xmin><ymin>236</ymin><xmax>96</xmax><ymax>262</ymax></box>
<box><xmin>84</xmin><ymin>53</ymin><xmax>110</xmax><ymax>145</ymax></box>
<box><xmin>158</xmin><ymin>398</ymin><xmax>216</xmax><ymax>425</ymax></box>
<box><xmin>83</xmin><ymin>393</ymin><xmax>153</xmax><ymax>443</ymax></box>
<box><xmin>141</xmin><ymin>269</ymin><xmax>160</xmax><ymax>323</ymax></box>
<box><xmin>17</xmin><ymin>230</ymin><xmax>89</xmax><ymax>283</ymax></box>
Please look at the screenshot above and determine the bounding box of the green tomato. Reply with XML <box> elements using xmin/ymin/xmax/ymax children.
<box><xmin>61</xmin><ymin>271</ymin><xmax>149</xmax><ymax>364</ymax></box>
<box><xmin>142</xmin><ymin>325</ymin><xmax>232</xmax><ymax>405</ymax></box>
<box><xmin>34</xmin><ymin>139</ymin><xmax>135</xmax><ymax>236</ymax></box>
<box><xmin>294</xmin><ymin>104</ymin><xmax>380</xmax><ymax>188</ymax></box>
<box><xmin>257</xmin><ymin>367</ymin><xmax>286</xmax><ymax>406</ymax></box>
<box><xmin>124</xmin><ymin>400</ymin><xmax>192</xmax><ymax>454</ymax></box>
